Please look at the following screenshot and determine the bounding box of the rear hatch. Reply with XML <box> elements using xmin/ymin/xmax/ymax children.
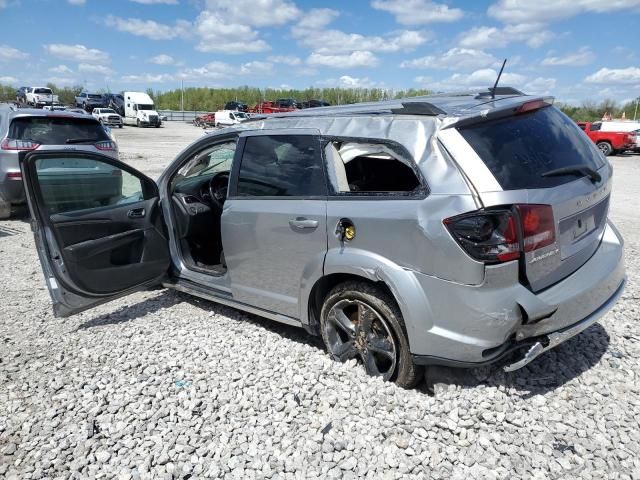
<box><xmin>455</xmin><ymin>103</ymin><xmax>610</xmax><ymax>292</ymax></box>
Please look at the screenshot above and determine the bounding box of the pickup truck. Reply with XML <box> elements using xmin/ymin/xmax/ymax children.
<box><xmin>92</xmin><ymin>108</ymin><xmax>123</xmax><ymax>128</ymax></box>
<box><xmin>76</xmin><ymin>92</ymin><xmax>105</xmax><ymax>111</ymax></box>
<box><xmin>25</xmin><ymin>87</ymin><xmax>59</xmax><ymax>108</ymax></box>
<box><xmin>576</xmin><ymin>121</ymin><xmax>636</xmax><ymax>156</ymax></box>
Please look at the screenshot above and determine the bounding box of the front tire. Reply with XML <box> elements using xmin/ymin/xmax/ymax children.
<box><xmin>136</xmin><ymin>119</ymin><xmax>140</xmax><ymax>128</ymax></box>
<box><xmin>597</xmin><ymin>141</ymin><xmax>612</xmax><ymax>156</ymax></box>
<box><xmin>320</xmin><ymin>281</ymin><xmax>422</xmax><ymax>388</ymax></box>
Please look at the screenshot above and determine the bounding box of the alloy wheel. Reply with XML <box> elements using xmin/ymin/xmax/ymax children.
<box><xmin>324</xmin><ymin>298</ymin><xmax>397</xmax><ymax>381</ymax></box>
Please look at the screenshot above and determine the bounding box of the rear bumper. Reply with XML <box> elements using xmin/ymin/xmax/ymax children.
<box><xmin>0</xmin><ymin>176</ymin><xmax>25</xmax><ymax>205</ymax></box>
<box><xmin>408</xmin><ymin>221</ymin><xmax>625</xmax><ymax>367</ymax></box>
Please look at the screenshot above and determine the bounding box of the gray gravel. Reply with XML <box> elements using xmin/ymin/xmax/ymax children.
<box><xmin>1</xmin><ymin>124</ymin><xmax>639</xmax><ymax>479</ymax></box>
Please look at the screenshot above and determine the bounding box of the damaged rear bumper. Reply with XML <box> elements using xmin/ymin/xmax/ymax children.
<box><xmin>410</xmin><ymin>221</ymin><xmax>625</xmax><ymax>370</ymax></box>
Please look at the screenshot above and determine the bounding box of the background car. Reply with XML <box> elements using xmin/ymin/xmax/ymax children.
<box><xmin>0</xmin><ymin>105</ymin><xmax>118</xmax><ymax>219</ymax></box>
<box><xmin>224</xmin><ymin>101</ymin><xmax>248</xmax><ymax>112</ymax></box>
<box><xmin>92</xmin><ymin>108</ymin><xmax>123</xmax><ymax>128</ymax></box>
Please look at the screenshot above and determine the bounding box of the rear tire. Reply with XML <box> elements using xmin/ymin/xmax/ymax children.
<box><xmin>320</xmin><ymin>281</ymin><xmax>422</xmax><ymax>388</ymax></box>
<box><xmin>597</xmin><ymin>141</ymin><xmax>612</xmax><ymax>156</ymax></box>
<box><xmin>136</xmin><ymin>119</ymin><xmax>140</xmax><ymax>128</ymax></box>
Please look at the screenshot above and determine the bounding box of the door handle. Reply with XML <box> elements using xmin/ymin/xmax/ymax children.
<box><xmin>289</xmin><ymin>217</ymin><xmax>319</xmax><ymax>230</ymax></box>
<box><xmin>127</xmin><ymin>207</ymin><xmax>146</xmax><ymax>219</ymax></box>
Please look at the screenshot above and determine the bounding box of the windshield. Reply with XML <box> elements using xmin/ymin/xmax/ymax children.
<box><xmin>234</xmin><ymin>112</ymin><xmax>248</xmax><ymax>119</ymax></box>
<box><xmin>9</xmin><ymin>117</ymin><xmax>109</xmax><ymax>145</ymax></box>
<box><xmin>101</xmin><ymin>109</ymin><xmax>116</xmax><ymax>114</ymax></box>
<box><xmin>138</xmin><ymin>104</ymin><xmax>154</xmax><ymax>111</ymax></box>
<box><xmin>458</xmin><ymin>106</ymin><xmax>606</xmax><ymax>190</ymax></box>
<box><xmin>34</xmin><ymin>88</ymin><xmax>52</xmax><ymax>94</ymax></box>
<box><xmin>88</xmin><ymin>94</ymin><xmax>102</xmax><ymax>99</ymax></box>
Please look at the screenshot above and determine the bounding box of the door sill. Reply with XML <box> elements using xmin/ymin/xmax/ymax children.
<box><xmin>164</xmin><ymin>278</ymin><xmax>303</xmax><ymax>328</ymax></box>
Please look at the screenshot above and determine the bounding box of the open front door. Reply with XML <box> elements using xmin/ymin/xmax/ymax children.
<box><xmin>21</xmin><ymin>151</ymin><xmax>171</xmax><ymax>317</ymax></box>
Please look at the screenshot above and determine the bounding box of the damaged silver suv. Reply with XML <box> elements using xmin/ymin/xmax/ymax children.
<box><xmin>21</xmin><ymin>88</ymin><xmax>625</xmax><ymax>388</ymax></box>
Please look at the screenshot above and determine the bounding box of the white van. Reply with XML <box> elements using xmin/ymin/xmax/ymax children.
<box><xmin>214</xmin><ymin>110</ymin><xmax>249</xmax><ymax>127</ymax></box>
<box><xmin>123</xmin><ymin>92</ymin><xmax>161</xmax><ymax>128</ymax></box>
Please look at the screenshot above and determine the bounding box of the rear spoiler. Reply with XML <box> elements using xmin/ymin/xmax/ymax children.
<box><xmin>441</xmin><ymin>96</ymin><xmax>555</xmax><ymax>130</ymax></box>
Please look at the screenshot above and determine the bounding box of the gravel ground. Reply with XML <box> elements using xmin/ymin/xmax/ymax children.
<box><xmin>1</xmin><ymin>123</ymin><xmax>639</xmax><ymax>479</ymax></box>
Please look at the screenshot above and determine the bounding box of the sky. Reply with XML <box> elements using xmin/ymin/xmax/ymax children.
<box><xmin>0</xmin><ymin>0</ymin><xmax>639</xmax><ymax>104</ymax></box>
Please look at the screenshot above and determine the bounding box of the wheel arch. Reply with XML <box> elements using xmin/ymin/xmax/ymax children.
<box><xmin>300</xmin><ymin>248</ymin><xmax>433</xmax><ymax>352</ymax></box>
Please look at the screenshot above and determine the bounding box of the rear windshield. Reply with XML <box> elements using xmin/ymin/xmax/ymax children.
<box><xmin>89</xmin><ymin>94</ymin><xmax>102</xmax><ymax>99</ymax></box>
<box><xmin>458</xmin><ymin>106</ymin><xmax>606</xmax><ymax>189</ymax></box>
<box><xmin>34</xmin><ymin>88</ymin><xmax>52</xmax><ymax>94</ymax></box>
<box><xmin>9</xmin><ymin>117</ymin><xmax>109</xmax><ymax>145</ymax></box>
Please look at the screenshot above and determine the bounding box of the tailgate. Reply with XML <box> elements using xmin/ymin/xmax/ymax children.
<box><xmin>452</xmin><ymin>104</ymin><xmax>611</xmax><ymax>291</ymax></box>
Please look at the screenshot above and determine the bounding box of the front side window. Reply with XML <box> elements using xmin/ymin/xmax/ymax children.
<box><xmin>236</xmin><ymin>135</ymin><xmax>325</xmax><ymax>197</ymax></box>
<box><xmin>172</xmin><ymin>141</ymin><xmax>237</xmax><ymax>190</ymax></box>
<box><xmin>35</xmin><ymin>157</ymin><xmax>145</xmax><ymax>215</ymax></box>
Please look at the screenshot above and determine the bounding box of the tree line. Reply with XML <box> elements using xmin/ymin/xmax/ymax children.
<box><xmin>1</xmin><ymin>82</ymin><xmax>638</xmax><ymax>122</ymax></box>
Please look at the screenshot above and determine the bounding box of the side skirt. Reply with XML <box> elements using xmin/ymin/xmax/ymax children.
<box><xmin>164</xmin><ymin>278</ymin><xmax>304</xmax><ymax>329</ymax></box>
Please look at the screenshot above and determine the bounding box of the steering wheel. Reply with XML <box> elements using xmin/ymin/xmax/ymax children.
<box><xmin>207</xmin><ymin>172</ymin><xmax>229</xmax><ymax>212</ymax></box>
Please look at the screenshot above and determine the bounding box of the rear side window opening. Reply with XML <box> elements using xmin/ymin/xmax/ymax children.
<box><xmin>324</xmin><ymin>139</ymin><xmax>422</xmax><ymax>195</ymax></box>
<box><xmin>458</xmin><ymin>106</ymin><xmax>606</xmax><ymax>190</ymax></box>
<box><xmin>9</xmin><ymin>117</ymin><xmax>109</xmax><ymax>145</ymax></box>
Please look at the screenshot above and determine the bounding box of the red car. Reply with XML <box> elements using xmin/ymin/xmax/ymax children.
<box><xmin>193</xmin><ymin>112</ymin><xmax>216</xmax><ymax>128</ymax></box>
<box><xmin>577</xmin><ymin>121</ymin><xmax>636</xmax><ymax>156</ymax></box>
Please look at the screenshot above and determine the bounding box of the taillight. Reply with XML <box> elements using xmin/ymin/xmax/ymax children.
<box><xmin>95</xmin><ymin>140</ymin><xmax>117</xmax><ymax>151</ymax></box>
<box><xmin>516</xmin><ymin>204</ymin><xmax>555</xmax><ymax>252</ymax></box>
<box><xmin>1</xmin><ymin>138</ymin><xmax>40</xmax><ymax>150</ymax></box>
<box><xmin>6</xmin><ymin>172</ymin><xmax>22</xmax><ymax>180</ymax></box>
<box><xmin>444</xmin><ymin>204</ymin><xmax>556</xmax><ymax>264</ymax></box>
<box><xmin>444</xmin><ymin>210</ymin><xmax>519</xmax><ymax>263</ymax></box>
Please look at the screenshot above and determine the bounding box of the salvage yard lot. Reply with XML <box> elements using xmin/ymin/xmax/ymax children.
<box><xmin>1</xmin><ymin>122</ymin><xmax>639</xmax><ymax>479</ymax></box>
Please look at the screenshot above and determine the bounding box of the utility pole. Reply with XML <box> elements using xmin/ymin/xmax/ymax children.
<box><xmin>634</xmin><ymin>97</ymin><xmax>639</xmax><ymax>121</ymax></box>
<box><xmin>180</xmin><ymin>80</ymin><xmax>184</xmax><ymax>111</ymax></box>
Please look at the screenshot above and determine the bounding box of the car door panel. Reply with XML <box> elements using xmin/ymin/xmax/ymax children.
<box><xmin>222</xmin><ymin>130</ymin><xmax>328</xmax><ymax>319</ymax></box>
<box><xmin>20</xmin><ymin>150</ymin><xmax>171</xmax><ymax>316</ymax></box>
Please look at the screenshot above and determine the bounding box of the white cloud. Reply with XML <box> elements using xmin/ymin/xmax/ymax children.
<box><xmin>488</xmin><ymin>0</ymin><xmax>640</xmax><ymax>24</ymax></box>
<box><xmin>67</xmin><ymin>0</ymin><xmax>85</xmax><ymax>5</ymax></box>
<box><xmin>176</xmin><ymin>60</ymin><xmax>274</xmax><ymax>81</ymax></box>
<box><xmin>0</xmin><ymin>76</ymin><xmax>18</xmax><ymax>84</ymax></box>
<box><xmin>401</xmin><ymin>48</ymin><xmax>499</xmax><ymax>71</ymax></box>
<box><xmin>316</xmin><ymin>76</ymin><xmax>382</xmax><ymax>89</ymax></box>
<box><xmin>122</xmin><ymin>73</ymin><xmax>175</xmax><ymax>84</ymax></box>
<box><xmin>307</xmin><ymin>51</ymin><xmax>380</xmax><ymax>69</ymax></box>
<box><xmin>194</xmin><ymin>11</ymin><xmax>270</xmax><ymax>53</ymax></box>
<box><xmin>105</xmin><ymin>15</ymin><xmax>190</xmax><ymax>40</ymax></box>
<box><xmin>131</xmin><ymin>0</ymin><xmax>178</xmax><ymax>4</ymax></box>
<box><xmin>49</xmin><ymin>65</ymin><xmax>73</xmax><ymax>74</ymax></box>
<box><xmin>0</xmin><ymin>44</ymin><xmax>28</xmax><ymax>61</ymax></box>
<box><xmin>203</xmin><ymin>0</ymin><xmax>300</xmax><ymax>27</ymax></box>
<box><xmin>44</xmin><ymin>44</ymin><xmax>110</xmax><ymax>64</ymax></box>
<box><xmin>420</xmin><ymin>68</ymin><xmax>527</xmax><ymax>91</ymax></box>
<box><xmin>149</xmin><ymin>54</ymin><xmax>175</xmax><ymax>65</ymax></box>
<box><xmin>78</xmin><ymin>63</ymin><xmax>114</xmax><ymax>75</ymax></box>
<box><xmin>267</xmin><ymin>55</ymin><xmax>302</xmax><ymax>66</ymax></box>
<box><xmin>298</xmin><ymin>29</ymin><xmax>428</xmax><ymax>55</ymax></box>
<box><xmin>585</xmin><ymin>67</ymin><xmax>640</xmax><ymax>85</ymax></box>
<box><xmin>458</xmin><ymin>23</ymin><xmax>554</xmax><ymax>49</ymax></box>
<box><xmin>371</xmin><ymin>0</ymin><xmax>464</xmax><ymax>24</ymax></box>
<box><xmin>523</xmin><ymin>77</ymin><xmax>556</xmax><ymax>94</ymax></box>
<box><xmin>541</xmin><ymin>47</ymin><xmax>594</xmax><ymax>66</ymax></box>
<box><xmin>294</xmin><ymin>8</ymin><xmax>339</xmax><ymax>31</ymax></box>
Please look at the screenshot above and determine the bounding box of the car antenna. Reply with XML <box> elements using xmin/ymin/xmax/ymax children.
<box><xmin>491</xmin><ymin>58</ymin><xmax>507</xmax><ymax>99</ymax></box>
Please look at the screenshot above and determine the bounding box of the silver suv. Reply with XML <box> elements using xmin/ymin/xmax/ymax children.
<box><xmin>0</xmin><ymin>105</ymin><xmax>118</xmax><ymax>218</ymax></box>
<box><xmin>21</xmin><ymin>89</ymin><xmax>625</xmax><ymax>387</ymax></box>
